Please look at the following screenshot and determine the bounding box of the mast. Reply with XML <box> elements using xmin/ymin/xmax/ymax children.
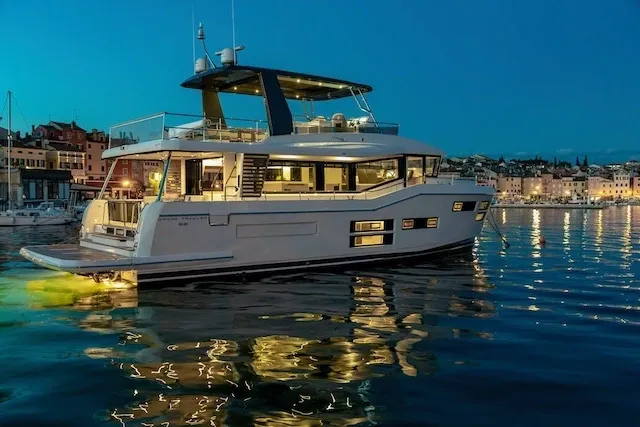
<box><xmin>6</xmin><ymin>90</ymin><xmax>11</xmax><ymax>210</ymax></box>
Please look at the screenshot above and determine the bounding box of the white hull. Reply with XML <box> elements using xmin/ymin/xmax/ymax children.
<box><xmin>20</xmin><ymin>185</ymin><xmax>492</xmax><ymax>285</ymax></box>
<box><xmin>0</xmin><ymin>214</ymin><xmax>74</xmax><ymax>226</ymax></box>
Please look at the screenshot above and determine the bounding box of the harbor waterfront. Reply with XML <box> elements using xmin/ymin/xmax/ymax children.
<box><xmin>0</xmin><ymin>206</ymin><xmax>639</xmax><ymax>426</ymax></box>
<box><xmin>493</xmin><ymin>203</ymin><xmax>606</xmax><ymax>209</ymax></box>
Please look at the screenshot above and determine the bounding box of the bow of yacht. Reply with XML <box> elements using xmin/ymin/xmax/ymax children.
<box><xmin>19</xmin><ymin>39</ymin><xmax>494</xmax><ymax>286</ymax></box>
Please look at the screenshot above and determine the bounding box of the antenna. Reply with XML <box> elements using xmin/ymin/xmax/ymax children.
<box><xmin>197</xmin><ymin>22</ymin><xmax>217</xmax><ymax>69</ymax></box>
<box><xmin>231</xmin><ymin>0</ymin><xmax>236</xmax><ymax>64</ymax></box>
<box><xmin>191</xmin><ymin>3</ymin><xmax>196</xmax><ymax>67</ymax></box>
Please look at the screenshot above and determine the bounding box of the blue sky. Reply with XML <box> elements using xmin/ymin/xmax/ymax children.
<box><xmin>1</xmin><ymin>0</ymin><xmax>639</xmax><ymax>160</ymax></box>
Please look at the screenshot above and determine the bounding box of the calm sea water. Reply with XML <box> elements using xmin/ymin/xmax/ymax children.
<box><xmin>1</xmin><ymin>207</ymin><xmax>639</xmax><ymax>427</ymax></box>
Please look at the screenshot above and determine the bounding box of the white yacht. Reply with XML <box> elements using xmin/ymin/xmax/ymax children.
<box><xmin>19</xmin><ymin>43</ymin><xmax>494</xmax><ymax>285</ymax></box>
<box><xmin>0</xmin><ymin>202</ymin><xmax>75</xmax><ymax>226</ymax></box>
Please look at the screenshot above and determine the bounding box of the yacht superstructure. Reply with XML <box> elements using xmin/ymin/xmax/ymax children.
<box><xmin>19</xmin><ymin>35</ymin><xmax>494</xmax><ymax>285</ymax></box>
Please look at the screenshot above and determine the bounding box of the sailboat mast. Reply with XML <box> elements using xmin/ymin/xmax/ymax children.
<box><xmin>6</xmin><ymin>90</ymin><xmax>11</xmax><ymax>209</ymax></box>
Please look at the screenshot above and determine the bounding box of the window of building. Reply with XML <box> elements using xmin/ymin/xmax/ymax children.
<box><xmin>122</xmin><ymin>168</ymin><xmax>128</xmax><ymax>175</ymax></box>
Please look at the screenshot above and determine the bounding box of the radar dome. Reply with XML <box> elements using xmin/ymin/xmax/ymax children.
<box><xmin>195</xmin><ymin>57</ymin><xmax>208</xmax><ymax>73</ymax></box>
<box><xmin>220</xmin><ymin>48</ymin><xmax>235</xmax><ymax>66</ymax></box>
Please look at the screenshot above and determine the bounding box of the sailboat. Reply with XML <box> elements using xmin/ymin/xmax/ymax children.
<box><xmin>0</xmin><ymin>90</ymin><xmax>74</xmax><ymax>226</ymax></box>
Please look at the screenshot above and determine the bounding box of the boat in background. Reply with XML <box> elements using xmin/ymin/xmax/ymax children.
<box><xmin>0</xmin><ymin>201</ymin><xmax>75</xmax><ymax>226</ymax></box>
<box><xmin>1</xmin><ymin>90</ymin><xmax>76</xmax><ymax>227</ymax></box>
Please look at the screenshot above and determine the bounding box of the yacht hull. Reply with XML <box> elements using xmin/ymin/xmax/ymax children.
<box><xmin>19</xmin><ymin>185</ymin><xmax>494</xmax><ymax>285</ymax></box>
<box><xmin>20</xmin><ymin>238</ymin><xmax>475</xmax><ymax>284</ymax></box>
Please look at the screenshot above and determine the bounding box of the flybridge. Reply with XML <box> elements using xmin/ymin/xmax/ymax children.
<box><xmin>107</xmin><ymin>24</ymin><xmax>394</xmax><ymax>148</ymax></box>
<box><xmin>180</xmin><ymin>64</ymin><xmax>373</xmax><ymax>101</ymax></box>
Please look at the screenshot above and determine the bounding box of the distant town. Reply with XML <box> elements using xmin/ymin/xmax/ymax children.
<box><xmin>1</xmin><ymin>120</ymin><xmax>639</xmax><ymax>207</ymax></box>
<box><xmin>441</xmin><ymin>154</ymin><xmax>640</xmax><ymax>202</ymax></box>
<box><xmin>0</xmin><ymin>121</ymin><xmax>162</xmax><ymax>206</ymax></box>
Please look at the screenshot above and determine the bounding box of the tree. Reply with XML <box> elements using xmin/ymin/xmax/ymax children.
<box><xmin>553</xmin><ymin>157</ymin><xmax>557</xmax><ymax>168</ymax></box>
<box><xmin>583</xmin><ymin>155</ymin><xmax>588</xmax><ymax>167</ymax></box>
<box><xmin>498</xmin><ymin>155</ymin><xmax>505</xmax><ymax>163</ymax></box>
<box><xmin>576</xmin><ymin>156</ymin><xmax>580</xmax><ymax>167</ymax></box>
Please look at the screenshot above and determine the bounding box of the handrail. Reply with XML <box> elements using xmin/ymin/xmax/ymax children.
<box><xmin>223</xmin><ymin>165</ymin><xmax>237</xmax><ymax>201</ymax></box>
<box><xmin>107</xmin><ymin>111</ymin><xmax>400</xmax><ymax>146</ymax></box>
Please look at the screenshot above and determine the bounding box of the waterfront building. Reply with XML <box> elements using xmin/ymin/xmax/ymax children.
<box><xmin>497</xmin><ymin>176</ymin><xmax>522</xmax><ymax>198</ymax></box>
<box><xmin>85</xmin><ymin>129</ymin><xmax>109</xmax><ymax>188</ymax></box>
<box><xmin>612</xmin><ymin>170</ymin><xmax>631</xmax><ymax>198</ymax></box>
<box><xmin>44</xmin><ymin>141</ymin><xmax>86</xmax><ymax>184</ymax></box>
<box><xmin>522</xmin><ymin>176</ymin><xmax>543</xmax><ymax>199</ymax></box>
<box><xmin>631</xmin><ymin>176</ymin><xmax>640</xmax><ymax>198</ymax></box>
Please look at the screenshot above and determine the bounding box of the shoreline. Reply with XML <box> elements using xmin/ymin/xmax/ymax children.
<box><xmin>492</xmin><ymin>203</ymin><xmax>606</xmax><ymax>210</ymax></box>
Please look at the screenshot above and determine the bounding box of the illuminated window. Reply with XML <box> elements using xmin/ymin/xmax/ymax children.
<box><xmin>475</xmin><ymin>212</ymin><xmax>486</xmax><ymax>221</ymax></box>
<box><xmin>401</xmin><ymin>217</ymin><xmax>438</xmax><ymax>229</ymax></box>
<box><xmin>479</xmin><ymin>200</ymin><xmax>490</xmax><ymax>210</ymax></box>
<box><xmin>426</xmin><ymin>217</ymin><xmax>439</xmax><ymax>228</ymax></box>
<box><xmin>453</xmin><ymin>201</ymin><xmax>476</xmax><ymax>212</ymax></box>
<box><xmin>353</xmin><ymin>235</ymin><xmax>384</xmax><ymax>246</ymax></box>
<box><xmin>351</xmin><ymin>220</ymin><xmax>393</xmax><ymax>232</ymax></box>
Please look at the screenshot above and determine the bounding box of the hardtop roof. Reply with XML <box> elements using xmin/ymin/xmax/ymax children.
<box><xmin>180</xmin><ymin>65</ymin><xmax>373</xmax><ymax>101</ymax></box>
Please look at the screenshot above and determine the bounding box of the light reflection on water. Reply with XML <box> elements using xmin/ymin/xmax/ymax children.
<box><xmin>1</xmin><ymin>208</ymin><xmax>639</xmax><ymax>426</ymax></box>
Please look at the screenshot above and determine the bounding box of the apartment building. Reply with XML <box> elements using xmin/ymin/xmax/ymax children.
<box><xmin>588</xmin><ymin>176</ymin><xmax>615</xmax><ymax>199</ymax></box>
<box><xmin>497</xmin><ymin>176</ymin><xmax>522</xmax><ymax>198</ymax></box>
<box><xmin>631</xmin><ymin>177</ymin><xmax>640</xmax><ymax>197</ymax></box>
<box><xmin>86</xmin><ymin>129</ymin><xmax>109</xmax><ymax>188</ymax></box>
<box><xmin>562</xmin><ymin>176</ymin><xmax>587</xmax><ymax>198</ymax></box>
<box><xmin>522</xmin><ymin>176</ymin><xmax>543</xmax><ymax>198</ymax></box>
<box><xmin>612</xmin><ymin>171</ymin><xmax>631</xmax><ymax>198</ymax></box>
<box><xmin>1</xmin><ymin>138</ymin><xmax>48</xmax><ymax>169</ymax></box>
<box><xmin>541</xmin><ymin>173</ymin><xmax>563</xmax><ymax>198</ymax></box>
<box><xmin>44</xmin><ymin>142</ymin><xmax>87</xmax><ymax>184</ymax></box>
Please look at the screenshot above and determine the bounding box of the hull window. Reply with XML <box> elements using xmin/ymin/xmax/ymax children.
<box><xmin>478</xmin><ymin>200</ymin><xmax>491</xmax><ymax>211</ymax></box>
<box><xmin>350</xmin><ymin>219</ymin><xmax>394</xmax><ymax>232</ymax></box>
<box><xmin>402</xmin><ymin>217</ymin><xmax>439</xmax><ymax>229</ymax></box>
<box><xmin>475</xmin><ymin>212</ymin><xmax>486</xmax><ymax>222</ymax></box>
<box><xmin>453</xmin><ymin>201</ymin><xmax>476</xmax><ymax>212</ymax></box>
<box><xmin>350</xmin><ymin>233</ymin><xmax>393</xmax><ymax>248</ymax></box>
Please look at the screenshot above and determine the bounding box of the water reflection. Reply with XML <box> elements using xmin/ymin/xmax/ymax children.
<box><xmin>37</xmin><ymin>253</ymin><xmax>496</xmax><ymax>426</ymax></box>
<box><xmin>531</xmin><ymin>209</ymin><xmax>541</xmax><ymax>257</ymax></box>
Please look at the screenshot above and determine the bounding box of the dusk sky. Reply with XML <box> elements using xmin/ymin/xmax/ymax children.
<box><xmin>1</xmin><ymin>0</ymin><xmax>639</xmax><ymax>160</ymax></box>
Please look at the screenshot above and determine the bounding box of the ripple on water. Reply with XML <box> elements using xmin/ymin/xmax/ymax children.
<box><xmin>0</xmin><ymin>208</ymin><xmax>639</xmax><ymax>426</ymax></box>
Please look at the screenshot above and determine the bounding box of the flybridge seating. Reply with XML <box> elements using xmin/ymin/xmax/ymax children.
<box><xmin>108</xmin><ymin>112</ymin><xmax>399</xmax><ymax>148</ymax></box>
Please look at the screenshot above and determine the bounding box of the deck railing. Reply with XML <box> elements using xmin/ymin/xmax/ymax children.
<box><xmin>108</xmin><ymin>112</ymin><xmax>399</xmax><ymax>148</ymax></box>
